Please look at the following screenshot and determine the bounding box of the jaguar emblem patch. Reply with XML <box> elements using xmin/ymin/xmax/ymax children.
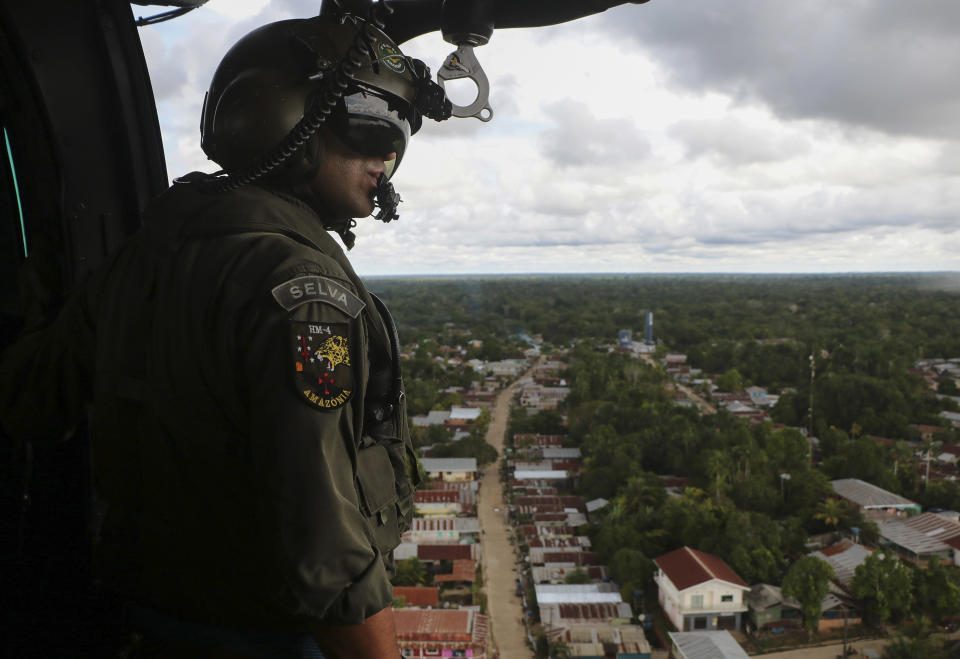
<box><xmin>291</xmin><ymin>321</ymin><xmax>354</xmax><ymax>410</ymax></box>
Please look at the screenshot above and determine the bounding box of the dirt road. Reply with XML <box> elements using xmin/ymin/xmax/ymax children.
<box><xmin>478</xmin><ymin>369</ymin><xmax>536</xmax><ymax>659</ymax></box>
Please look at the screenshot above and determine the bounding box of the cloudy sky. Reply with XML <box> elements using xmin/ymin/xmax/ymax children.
<box><xmin>137</xmin><ymin>0</ymin><xmax>960</xmax><ymax>275</ymax></box>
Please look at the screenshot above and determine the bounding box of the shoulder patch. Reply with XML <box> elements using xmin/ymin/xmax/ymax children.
<box><xmin>272</xmin><ymin>275</ymin><xmax>365</xmax><ymax>318</ymax></box>
<box><xmin>291</xmin><ymin>321</ymin><xmax>354</xmax><ymax>410</ymax></box>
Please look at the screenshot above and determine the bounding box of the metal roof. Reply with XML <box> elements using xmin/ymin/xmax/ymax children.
<box><xmin>515</xmin><ymin>470</ymin><xmax>568</xmax><ymax>480</ymax></box>
<box><xmin>421</xmin><ymin>457</ymin><xmax>478</xmax><ymax>473</ymax></box>
<box><xmin>746</xmin><ymin>584</ymin><xmax>798</xmax><ymax>611</ymax></box>
<box><xmin>810</xmin><ymin>541</ymin><xmax>874</xmax><ymax>586</ymax></box>
<box><xmin>393</xmin><ymin>586</ymin><xmax>440</xmax><ymax>608</ymax></box>
<box><xmin>670</xmin><ymin>631</ymin><xmax>749</xmax><ymax>659</ymax></box>
<box><xmin>747</xmin><ymin>582</ymin><xmax>848</xmax><ymax>612</ymax></box>
<box><xmin>877</xmin><ymin>512</ymin><xmax>960</xmax><ymax>556</ymax></box>
<box><xmin>449</xmin><ymin>407</ymin><xmax>483</xmax><ymax>420</ymax></box>
<box><xmin>411</xmin><ymin>409</ymin><xmax>451</xmax><ymax>426</ymax></box>
<box><xmin>542</xmin><ymin>447</ymin><xmax>582</xmax><ymax>459</ymax></box>
<box><xmin>831</xmin><ymin>478</ymin><xmax>918</xmax><ymax>509</ymax></box>
<box><xmin>553</xmin><ymin>602</ymin><xmax>633</xmax><ymax>621</ymax></box>
<box><xmin>535</xmin><ymin>583</ymin><xmax>622</xmax><ymax>604</ymax></box>
<box><xmin>394</xmin><ymin>609</ymin><xmax>473</xmax><ymax>637</ymax></box>
<box><xmin>409</xmin><ymin>517</ymin><xmax>480</xmax><ymax>533</ymax></box>
<box><xmin>585</xmin><ymin>498</ymin><xmax>609</xmax><ymax>513</ymax></box>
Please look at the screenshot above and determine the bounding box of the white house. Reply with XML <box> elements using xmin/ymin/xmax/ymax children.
<box><xmin>654</xmin><ymin>546</ymin><xmax>749</xmax><ymax>632</ymax></box>
<box><xmin>402</xmin><ymin>517</ymin><xmax>481</xmax><ymax>545</ymax></box>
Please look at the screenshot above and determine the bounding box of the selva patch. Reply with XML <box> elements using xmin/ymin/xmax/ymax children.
<box><xmin>272</xmin><ymin>275</ymin><xmax>365</xmax><ymax>318</ymax></box>
<box><xmin>291</xmin><ymin>321</ymin><xmax>353</xmax><ymax>410</ymax></box>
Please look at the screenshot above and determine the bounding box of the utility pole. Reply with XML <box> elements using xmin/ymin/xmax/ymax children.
<box><xmin>841</xmin><ymin>601</ymin><xmax>848</xmax><ymax>657</ymax></box>
<box><xmin>779</xmin><ymin>473</ymin><xmax>791</xmax><ymax>500</ymax></box>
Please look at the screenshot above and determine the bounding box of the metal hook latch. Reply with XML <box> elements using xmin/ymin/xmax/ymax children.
<box><xmin>437</xmin><ymin>44</ymin><xmax>493</xmax><ymax>122</ymax></box>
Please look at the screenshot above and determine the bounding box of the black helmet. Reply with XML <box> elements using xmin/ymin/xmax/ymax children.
<box><xmin>200</xmin><ymin>14</ymin><xmax>421</xmax><ymax>183</ymax></box>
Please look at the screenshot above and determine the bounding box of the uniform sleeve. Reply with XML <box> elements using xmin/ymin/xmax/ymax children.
<box><xmin>239</xmin><ymin>280</ymin><xmax>392</xmax><ymax>627</ymax></box>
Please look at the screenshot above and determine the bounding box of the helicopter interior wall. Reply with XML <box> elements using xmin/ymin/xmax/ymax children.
<box><xmin>0</xmin><ymin>129</ymin><xmax>26</xmax><ymax>337</ymax></box>
<box><xmin>0</xmin><ymin>0</ymin><xmax>167</xmax><ymax>325</ymax></box>
<box><xmin>1</xmin><ymin>2</ymin><xmax>167</xmax><ymax>653</ymax></box>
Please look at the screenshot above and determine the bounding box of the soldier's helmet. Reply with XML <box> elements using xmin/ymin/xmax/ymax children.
<box><xmin>200</xmin><ymin>14</ymin><xmax>421</xmax><ymax>183</ymax></box>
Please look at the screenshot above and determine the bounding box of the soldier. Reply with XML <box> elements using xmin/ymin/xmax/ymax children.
<box><xmin>0</xmin><ymin>10</ymin><xmax>446</xmax><ymax>658</ymax></box>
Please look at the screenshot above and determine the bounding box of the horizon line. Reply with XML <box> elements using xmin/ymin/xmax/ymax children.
<box><xmin>364</xmin><ymin>270</ymin><xmax>960</xmax><ymax>278</ymax></box>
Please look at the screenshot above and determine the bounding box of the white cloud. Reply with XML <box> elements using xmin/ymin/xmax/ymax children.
<box><xmin>140</xmin><ymin>2</ymin><xmax>960</xmax><ymax>275</ymax></box>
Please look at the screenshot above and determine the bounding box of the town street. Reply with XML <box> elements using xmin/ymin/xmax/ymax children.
<box><xmin>479</xmin><ymin>365</ymin><xmax>538</xmax><ymax>658</ymax></box>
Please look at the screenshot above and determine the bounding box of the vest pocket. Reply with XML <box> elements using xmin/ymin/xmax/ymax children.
<box><xmin>355</xmin><ymin>443</ymin><xmax>401</xmax><ymax>558</ymax></box>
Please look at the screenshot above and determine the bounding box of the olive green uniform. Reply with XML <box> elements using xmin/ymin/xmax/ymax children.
<box><xmin>0</xmin><ymin>182</ymin><xmax>417</xmax><ymax>633</ymax></box>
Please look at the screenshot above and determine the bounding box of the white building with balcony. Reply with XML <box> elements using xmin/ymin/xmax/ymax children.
<box><xmin>654</xmin><ymin>546</ymin><xmax>749</xmax><ymax>632</ymax></box>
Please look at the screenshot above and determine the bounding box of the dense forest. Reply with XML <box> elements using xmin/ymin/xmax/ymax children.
<box><xmin>375</xmin><ymin>274</ymin><xmax>960</xmax><ymax>441</ymax></box>
<box><xmin>372</xmin><ymin>273</ymin><xmax>960</xmax><ymax>357</ymax></box>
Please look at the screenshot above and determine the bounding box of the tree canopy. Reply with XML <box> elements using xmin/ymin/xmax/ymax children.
<box><xmin>781</xmin><ymin>556</ymin><xmax>834</xmax><ymax>635</ymax></box>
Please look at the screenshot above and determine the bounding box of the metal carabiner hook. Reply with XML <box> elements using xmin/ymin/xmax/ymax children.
<box><xmin>437</xmin><ymin>44</ymin><xmax>493</xmax><ymax>122</ymax></box>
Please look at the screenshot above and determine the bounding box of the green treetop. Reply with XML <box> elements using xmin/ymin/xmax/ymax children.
<box><xmin>781</xmin><ymin>555</ymin><xmax>834</xmax><ymax>637</ymax></box>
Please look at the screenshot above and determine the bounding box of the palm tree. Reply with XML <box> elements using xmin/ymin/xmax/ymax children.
<box><xmin>813</xmin><ymin>498</ymin><xmax>848</xmax><ymax>530</ymax></box>
<box><xmin>704</xmin><ymin>450</ymin><xmax>731</xmax><ymax>501</ymax></box>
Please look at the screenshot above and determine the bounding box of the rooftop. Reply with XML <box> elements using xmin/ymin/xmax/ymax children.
<box><xmin>654</xmin><ymin>546</ymin><xmax>748</xmax><ymax>591</ymax></box>
<box><xmin>746</xmin><ymin>583</ymin><xmax>799</xmax><ymax>611</ymax></box>
<box><xmin>414</xmin><ymin>490</ymin><xmax>459</xmax><ymax>503</ymax></box>
<box><xmin>393</xmin><ymin>609</ymin><xmax>486</xmax><ymax>644</ymax></box>
<box><xmin>410</xmin><ymin>517</ymin><xmax>480</xmax><ymax>533</ymax></box>
<box><xmin>393</xmin><ymin>586</ymin><xmax>439</xmax><ymax>608</ymax></box>
<box><xmin>810</xmin><ymin>540</ymin><xmax>874</xmax><ymax>586</ymax></box>
<box><xmin>585</xmin><ymin>498</ymin><xmax>609</xmax><ymax>513</ymax></box>
<box><xmin>669</xmin><ymin>631</ymin><xmax>750</xmax><ymax>659</ymax></box>
<box><xmin>433</xmin><ymin>559</ymin><xmax>476</xmax><ymax>583</ymax></box>
<box><xmin>877</xmin><ymin>512</ymin><xmax>960</xmax><ymax>556</ymax></box>
<box><xmin>556</xmin><ymin>602</ymin><xmax>633</xmax><ymax>620</ymax></box>
<box><xmin>449</xmin><ymin>407</ymin><xmax>483</xmax><ymax>420</ymax></box>
<box><xmin>535</xmin><ymin>583</ymin><xmax>622</xmax><ymax>605</ymax></box>
<box><xmin>420</xmin><ymin>457</ymin><xmax>478</xmax><ymax>473</ymax></box>
<box><xmin>530</xmin><ymin>549</ymin><xmax>600</xmax><ymax>566</ymax></box>
<box><xmin>515</xmin><ymin>470</ymin><xmax>568</xmax><ymax>480</ymax></box>
<box><xmin>411</xmin><ymin>410</ymin><xmax>451</xmax><ymax>426</ymax></box>
<box><xmin>561</xmin><ymin>624</ymin><xmax>651</xmax><ymax>655</ymax></box>
<box><xmin>747</xmin><ymin>582</ymin><xmax>849</xmax><ymax>613</ymax></box>
<box><xmin>542</xmin><ymin>447</ymin><xmax>582</xmax><ymax>459</ymax></box>
<box><xmin>831</xmin><ymin>478</ymin><xmax>919</xmax><ymax>509</ymax></box>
